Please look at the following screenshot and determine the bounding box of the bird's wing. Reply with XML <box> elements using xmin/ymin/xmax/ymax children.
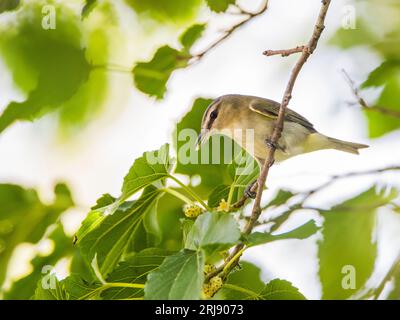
<box><xmin>249</xmin><ymin>98</ymin><xmax>316</xmax><ymax>132</ymax></box>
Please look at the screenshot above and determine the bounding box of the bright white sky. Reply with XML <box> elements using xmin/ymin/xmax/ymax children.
<box><xmin>1</xmin><ymin>0</ymin><xmax>400</xmax><ymax>299</ymax></box>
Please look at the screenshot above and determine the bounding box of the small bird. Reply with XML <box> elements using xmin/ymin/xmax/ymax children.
<box><xmin>198</xmin><ymin>94</ymin><xmax>368</xmax><ymax>165</ymax></box>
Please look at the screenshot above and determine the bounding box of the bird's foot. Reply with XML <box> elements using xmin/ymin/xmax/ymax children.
<box><xmin>245</xmin><ymin>180</ymin><xmax>258</xmax><ymax>199</ymax></box>
<box><xmin>264</xmin><ymin>138</ymin><xmax>278</xmax><ymax>150</ymax></box>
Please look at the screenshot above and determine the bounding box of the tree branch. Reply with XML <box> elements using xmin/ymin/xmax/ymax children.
<box><xmin>263</xmin><ymin>45</ymin><xmax>307</xmax><ymax>57</ymax></box>
<box><xmin>191</xmin><ymin>0</ymin><xmax>269</xmax><ymax>62</ymax></box>
<box><xmin>207</xmin><ymin>0</ymin><xmax>332</xmax><ymax>282</ymax></box>
<box><xmin>342</xmin><ymin>69</ymin><xmax>400</xmax><ymax>118</ymax></box>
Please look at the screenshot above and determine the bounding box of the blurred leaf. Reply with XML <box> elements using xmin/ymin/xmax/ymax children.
<box><xmin>120</xmin><ymin>143</ymin><xmax>172</xmax><ymax>202</ymax></box>
<box><xmin>206</xmin><ymin>0</ymin><xmax>235</xmax><ymax>13</ymax></box>
<box><xmin>0</xmin><ymin>183</ymin><xmax>73</xmax><ymax>287</ymax></box>
<box><xmin>76</xmin><ymin>187</ymin><xmax>162</xmax><ymax>278</ymax></box>
<box><xmin>0</xmin><ymin>2</ymin><xmax>90</xmax><ymax>134</ymax></box>
<box><xmin>267</xmin><ymin>190</ymin><xmax>295</xmax><ymax>207</ymax></box>
<box><xmin>145</xmin><ymin>249</ymin><xmax>204</xmax><ymax>299</ymax></box>
<box><xmin>133</xmin><ymin>46</ymin><xmax>190</xmax><ymax>99</ymax></box>
<box><xmin>102</xmin><ymin>248</ymin><xmax>169</xmax><ymax>299</ymax></box>
<box><xmin>362</xmin><ymin>61</ymin><xmax>400</xmax><ymax>138</ymax></box>
<box><xmin>246</xmin><ymin>220</ymin><xmax>319</xmax><ymax>247</ymax></box>
<box><xmin>185</xmin><ymin>212</ymin><xmax>240</xmax><ymax>256</ymax></box>
<box><xmin>318</xmin><ymin>186</ymin><xmax>397</xmax><ymax>299</ymax></box>
<box><xmin>82</xmin><ymin>0</ymin><xmax>97</xmax><ymax>17</ymax></box>
<box><xmin>4</xmin><ymin>224</ymin><xmax>73</xmax><ymax>300</ymax></box>
<box><xmin>0</xmin><ymin>0</ymin><xmax>19</xmax><ymax>13</ymax></box>
<box><xmin>388</xmin><ymin>271</ymin><xmax>400</xmax><ymax>300</ymax></box>
<box><xmin>330</xmin><ymin>19</ymin><xmax>378</xmax><ymax>49</ymax></box>
<box><xmin>180</xmin><ymin>23</ymin><xmax>206</xmax><ymax>51</ymax></box>
<box><xmin>125</xmin><ymin>0</ymin><xmax>201</xmax><ymax>24</ymax></box>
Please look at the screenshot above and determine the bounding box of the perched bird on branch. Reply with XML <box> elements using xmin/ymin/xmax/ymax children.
<box><xmin>197</xmin><ymin>94</ymin><xmax>368</xmax><ymax>165</ymax></box>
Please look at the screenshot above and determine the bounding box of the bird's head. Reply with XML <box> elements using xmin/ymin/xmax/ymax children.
<box><xmin>197</xmin><ymin>95</ymin><xmax>243</xmax><ymax>147</ymax></box>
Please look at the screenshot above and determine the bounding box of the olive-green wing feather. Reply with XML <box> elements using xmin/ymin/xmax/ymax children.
<box><xmin>249</xmin><ymin>98</ymin><xmax>316</xmax><ymax>132</ymax></box>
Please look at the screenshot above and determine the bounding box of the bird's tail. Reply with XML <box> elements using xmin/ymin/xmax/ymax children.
<box><xmin>305</xmin><ymin>133</ymin><xmax>369</xmax><ymax>155</ymax></box>
<box><xmin>325</xmin><ymin>136</ymin><xmax>369</xmax><ymax>155</ymax></box>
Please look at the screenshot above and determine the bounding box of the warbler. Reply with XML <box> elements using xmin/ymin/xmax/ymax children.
<box><xmin>197</xmin><ymin>94</ymin><xmax>368</xmax><ymax>165</ymax></box>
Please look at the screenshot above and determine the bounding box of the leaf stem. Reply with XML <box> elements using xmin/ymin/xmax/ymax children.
<box><xmin>162</xmin><ymin>187</ymin><xmax>195</xmax><ymax>206</ymax></box>
<box><xmin>169</xmin><ymin>175</ymin><xmax>210</xmax><ymax>211</ymax></box>
<box><xmin>222</xmin><ymin>247</ymin><xmax>246</xmax><ymax>276</ymax></box>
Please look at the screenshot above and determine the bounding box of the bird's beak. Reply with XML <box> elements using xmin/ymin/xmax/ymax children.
<box><xmin>196</xmin><ymin>129</ymin><xmax>208</xmax><ymax>151</ymax></box>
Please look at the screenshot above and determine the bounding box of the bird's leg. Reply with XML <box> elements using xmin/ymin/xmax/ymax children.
<box><xmin>245</xmin><ymin>179</ymin><xmax>258</xmax><ymax>199</ymax></box>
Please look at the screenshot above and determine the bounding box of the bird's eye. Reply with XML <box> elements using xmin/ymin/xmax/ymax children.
<box><xmin>210</xmin><ymin>111</ymin><xmax>218</xmax><ymax>119</ymax></box>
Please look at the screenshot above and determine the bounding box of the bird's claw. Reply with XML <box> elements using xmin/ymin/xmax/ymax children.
<box><xmin>245</xmin><ymin>181</ymin><xmax>257</xmax><ymax>199</ymax></box>
<box><xmin>265</xmin><ymin>138</ymin><xmax>278</xmax><ymax>149</ymax></box>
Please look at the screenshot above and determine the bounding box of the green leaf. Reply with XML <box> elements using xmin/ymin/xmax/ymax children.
<box><xmin>258</xmin><ymin>279</ymin><xmax>306</xmax><ymax>300</ymax></box>
<box><xmin>318</xmin><ymin>186</ymin><xmax>397</xmax><ymax>299</ymax></box>
<box><xmin>121</xmin><ymin>144</ymin><xmax>172</xmax><ymax>202</ymax></box>
<box><xmin>133</xmin><ymin>46</ymin><xmax>190</xmax><ymax>99</ymax></box>
<box><xmin>33</xmin><ymin>277</ymin><xmax>69</xmax><ymax>300</ymax></box>
<box><xmin>246</xmin><ymin>220</ymin><xmax>319</xmax><ymax>247</ymax></box>
<box><xmin>267</xmin><ymin>190</ymin><xmax>295</xmax><ymax>207</ymax></box>
<box><xmin>76</xmin><ymin>186</ymin><xmax>162</xmax><ymax>278</ymax></box>
<box><xmin>226</xmin><ymin>151</ymin><xmax>259</xmax><ymax>205</ymax></box>
<box><xmin>218</xmin><ymin>262</ymin><xmax>306</xmax><ymax>300</ymax></box>
<box><xmin>208</xmin><ymin>184</ymin><xmax>230</xmax><ymax>208</ymax></box>
<box><xmin>102</xmin><ymin>248</ymin><xmax>169</xmax><ymax>299</ymax></box>
<box><xmin>185</xmin><ymin>212</ymin><xmax>240</xmax><ymax>255</ymax></box>
<box><xmin>0</xmin><ymin>0</ymin><xmax>19</xmax><ymax>13</ymax></box>
<box><xmin>156</xmin><ymin>192</ymin><xmax>186</xmax><ymax>251</ymax></box>
<box><xmin>62</xmin><ymin>274</ymin><xmax>100</xmax><ymax>300</ymax></box>
<box><xmin>4</xmin><ymin>224</ymin><xmax>73</xmax><ymax>300</ymax></box>
<box><xmin>216</xmin><ymin>262</ymin><xmax>264</xmax><ymax>299</ymax></box>
<box><xmin>0</xmin><ymin>183</ymin><xmax>73</xmax><ymax>287</ymax></box>
<box><xmin>206</xmin><ymin>0</ymin><xmax>235</xmax><ymax>13</ymax></box>
<box><xmin>361</xmin><ymin>61</ymin><xmax>400</xmax><ymax>138</ymax></box>
<box><xmin>0</xmin><ymin>2</ymin><xmax>90</xmax><ymax>134</ymax></box>
<box><xmin>145</xmin><ymin>249</ymin><xmax>205</xmax><ymax>299</ymax></box>
<box><xmin>180</xmin><ymin>24</ymin><xmax>206</xmax><ymax>51</ymax></box>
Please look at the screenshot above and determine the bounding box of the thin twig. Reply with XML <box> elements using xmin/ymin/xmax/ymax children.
<box><xmin>300</xmin><ymin>165</ymin><xmax>400</xmax><ymax>205</ymax></box>
<box><xmin>208</xmin><ymin>0</ymin><xmax>332</xmax><ymax>281</ymax></box>
<box><xmin>191</xmin><ymin>1</ymin><xmax>269</xmax><ymax>62</ymax></box>
<box><xmin>263</xmin><ymin>45</ymin><xmax>308</xmax><ymax>57</ymax></box>
<box><xmin>342</xmin><ymin>69</ymin><xmax>400</xmax><ymax>118</ymax></box>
